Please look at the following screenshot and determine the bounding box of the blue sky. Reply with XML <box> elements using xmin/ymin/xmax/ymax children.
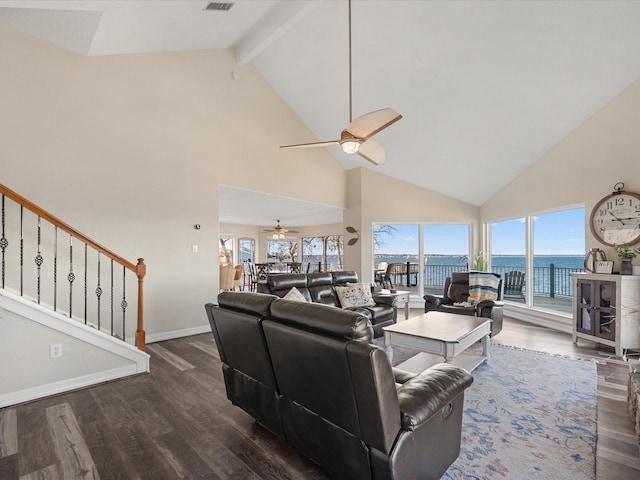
<box><xmin>374</xmin><ymin>207</ymin><xmax>585</xmax><ymax>255</ymax></box>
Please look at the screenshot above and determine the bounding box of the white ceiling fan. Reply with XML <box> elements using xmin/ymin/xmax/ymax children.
<box><xmin>280</xmin><ymin>0</ymin><xmax>402</xmax><ymax>166</ymax></box>
<box><xmin>262</xmin><ymin>220</ymin><xmax>298</xmax><ymax>239</ymax></box>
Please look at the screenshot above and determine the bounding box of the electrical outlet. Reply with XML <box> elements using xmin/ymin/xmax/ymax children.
<box><xmin>50</xmin><ymin>343</ymin><xmax>62</xmax><ymax>359</ymax></box>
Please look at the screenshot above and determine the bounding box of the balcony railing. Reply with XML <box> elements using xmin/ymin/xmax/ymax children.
<box><xmin>384</xmin><ymin>261</ymin><xmax>583</xmax><ymax>298</ymax></box>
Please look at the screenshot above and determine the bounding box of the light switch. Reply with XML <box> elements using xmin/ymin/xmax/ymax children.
<box><xmin>192</xmin><ymin>244</ymin><xmax>198</xmax><ymax>254</ymax></box>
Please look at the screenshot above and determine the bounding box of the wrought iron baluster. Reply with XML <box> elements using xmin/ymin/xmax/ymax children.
<box><xmin>1</xmin><ymin>195</ymin><xmax>7</xmax><ymax>289</ymax></box>
<box><xmin>20</xmin><ymin>205</ymin><xmax>23</xmax><ymax>295</ymax></box>
<box><xmin>96</xmin><ymin>252</ymin><xmax>102</xmax><ymax>330</ymax></box>
<box><xmin>122</xmin><ymin>266</ymin><xmax>127</xmax><ymax>343</ymax></box>
<box><xmin>84</xmin><ymin>243</ymin><xmax>88</xmax><ymax>324</ymax></box>
<box><xmin>110</xmin><ymin>259</ymin><xmax>114</xmax><ymax>336</ymax></box>
<box><xmin>35</xmin><ymin>216</ymin><xmax>44</xmax><ymax>304</ymax></box>
<box><xmin>68</xmin><ymin>236</ymin><xmax>75</xmax><ymax>317</ymax></box>
<box><xmin>54</xmin><ymin>227</ymin><xmax>57</xmax><ymax>311</ymax></box>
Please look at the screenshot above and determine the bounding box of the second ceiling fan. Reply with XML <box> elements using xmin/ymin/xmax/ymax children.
<box><xmin>280</xmin><ymin>0</ymin><xmax>402</xmax><ymax>166</ymax></box>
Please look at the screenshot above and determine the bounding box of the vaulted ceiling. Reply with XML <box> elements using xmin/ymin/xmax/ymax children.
<box><xmin>3</xmin><ymin>0</ymin><xmax>640</xmax><ymax>224</ymax></box>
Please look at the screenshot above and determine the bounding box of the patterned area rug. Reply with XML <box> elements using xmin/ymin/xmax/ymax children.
<box><xmin>381</xmin><ymin>342</ymin><xmax>597</xmax><ymax>479</ymax></box>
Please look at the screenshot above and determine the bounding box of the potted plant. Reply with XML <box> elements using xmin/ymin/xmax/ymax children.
<box><xmin>614</xmin><ymin>244</ymin><xmax>640</xmax><ymax>275</ymax></box>
<box><xmin>471</xmin><ymin>250</ymin><xmax>488</xmax><ymax>271</ymax></box>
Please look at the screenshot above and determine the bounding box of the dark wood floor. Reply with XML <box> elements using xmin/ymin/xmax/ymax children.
<box><xmin>0</xmin><ymin>313</ymin><xmax>639</xmax><ymax>479</ymax></box>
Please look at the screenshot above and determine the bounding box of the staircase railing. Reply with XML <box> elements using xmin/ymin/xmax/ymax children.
<box><xmin>0</xmin><ymin>183</ymin><xmax>146</xmax><ymax>351</ymax></box>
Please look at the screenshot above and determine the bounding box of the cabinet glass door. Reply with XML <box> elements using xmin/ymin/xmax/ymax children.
<box><xmin>576</xmin><ymin>281</ymin><xmax>593</xmax><ymax>334</ymax></box>
<box><xmin>596</xmin><ymin>282</ymin><xmax>616</xmax><ymax>341</ymax></box>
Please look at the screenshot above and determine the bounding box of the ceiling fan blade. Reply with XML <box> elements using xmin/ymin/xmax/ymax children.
<box><xmin>346</xmin><ymin>108</ymin><xmax>402</xmax><ymax>140</ymax></box>
<box><xmin>357</xmin><ymin>139</ymin><xmax>386</xmax><ymax>165</ymax></box>
<box><xmin>280</xmin><ymin>139</ymin><xmax>341</xmax><ymax>149</ymax></box>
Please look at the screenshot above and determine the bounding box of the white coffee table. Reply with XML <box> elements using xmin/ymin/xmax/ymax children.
<box><xmin>383</xmin><ymin>312</ymin><xmax>491</xmax><ymax>373</ymax></box>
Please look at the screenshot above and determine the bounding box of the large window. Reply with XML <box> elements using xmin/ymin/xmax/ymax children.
<box><xmin>532</xmin><ymin>208</ymin><xmax>585</xmax><ymax>312</ymax></box>
<box><xmin>373</xmin><ymin>224</ymin><xmax>419</xmax><ymax>290</ymax></box>
<box><xmin>302</xmin><ymin>236</ymin><xmax>344</xmax><ymax>272</ymax></box>
<box><xmin>373</xmin><ymin>223</ymin><xmax>471</xmax><ymax>296</ymax></box>
<box><xmin>423</xmin><ymin>224</ymin><xmax>470</xmax><ymax>294</ymax></box>
<box><xmin>490</xmin><ymin>218</ymin><xmax>526</xmax><ymax>304</ymax></box>
<box><xmin>490</xmin><ymin>207</ymin><xmax>585</xmax><ymax>314</ymax></box>
<box><xmin>266</xmin><ymin>239</ymin><xmax>297</xmax><ymax>265</ymax></box>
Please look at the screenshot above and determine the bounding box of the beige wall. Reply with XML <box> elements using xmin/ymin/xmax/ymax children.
<box><xmin>0</xmin><ymin>24</ymin><xmax>346</xmax><ymax>339</ymax></box>
<box><xmin>345</xmin><ymin>168</ymin><xmax>480</xmax><ymax>281</ymax></box>
<box><xmin>481</xmin><ymin>78</ymin><xmax>640</xmax><ymax>271</ymax></box>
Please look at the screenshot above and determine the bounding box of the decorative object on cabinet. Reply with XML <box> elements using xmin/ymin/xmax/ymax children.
<box><xmin>595</xmin><ymin>261</ymin><xmax>613</xmax><ymax>274</ymax></box>
<box><xmin>615</xmin><ymin>244</ymin><xmax>640</xmax><ymax>275</ymax></box>
<box><xmin>584</xmin><ymin>247</ymin><xmax>607</xmax><ymax>272</ymax></box>
<box><xmin>589</xmin><ymin>182</ymin><xmax>640</xmax><ymax>247</ymax></box>
<box><xmin>571</xmin><ymin>272</ymin><xmax>640</xmax><ymax>356</ymax></box>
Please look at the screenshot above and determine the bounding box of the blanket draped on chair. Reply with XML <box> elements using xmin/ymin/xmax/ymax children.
<box><xmin>467</xmin><ymin>271</ymin><xmax>501</xmax><ymax>304</ymax></box>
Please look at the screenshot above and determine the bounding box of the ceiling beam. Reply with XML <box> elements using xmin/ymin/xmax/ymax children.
<box><xmin>236</xmin><ymin>0</ymin><xmax>324</xmax><ymax>66</ymax></box>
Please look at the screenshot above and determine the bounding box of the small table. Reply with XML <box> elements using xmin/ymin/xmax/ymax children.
<box><xmin>383</xmin><ymin>312</ymin><xmax>491</xmax><ymax>373</ymax></box>
<box><xmin>379</xmin><ymin>289</ymin><xmax>410</xmax><ymax>320</ymax></box>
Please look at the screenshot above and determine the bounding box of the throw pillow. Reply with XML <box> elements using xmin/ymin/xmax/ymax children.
<box><xmin>467</xmin><ymin>272</ymin><xmax>501</xmax><ymax>304</ymax></box>
<box><xmin>336</xmin><ymin>283</ymin><xmax>375</xmax><ymax>309</ymax></box>
<box><xmin>283</xmin><ymin>286</ymin><xmax>308</xmax><ymax>303</ymax></box>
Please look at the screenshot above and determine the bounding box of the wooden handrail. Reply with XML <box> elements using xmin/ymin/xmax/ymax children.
<box><xmin>0</xmin><ymin>183</ymin><xmax>137</xmax><ymax>272</ymax></box>
<box><xmin>0</xmin><ymin>183</ymin><xmax>146</xmax><ymax>351</ymax></box>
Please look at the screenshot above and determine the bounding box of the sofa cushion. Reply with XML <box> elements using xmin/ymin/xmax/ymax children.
<box><xmin>308</xmin><ymin>272</ymin><xmax>339</xmax><ymax>305</ymax></box>
<box><xmin>336</xmin><ymin>284</ymin><xmax>375</xmax><ymax>308</ymax></box>
<box><xmin>283</xmin><ymin>286</ymin><xmax>308</xmax><ymax>303</ymax></box>
<box><xmin>266</xmin><ymin>273</ymin><xmax>310</xmax><ymax>299</ymax></box>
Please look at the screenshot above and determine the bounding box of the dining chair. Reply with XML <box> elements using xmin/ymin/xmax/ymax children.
<box><xmin>288</xmin><ymin>262</ymin><xmax>302</xmax><ymax>274</ymax></box>
<box><xmin>219</xmin><ymin>264</ymin><xmax>235</xmax><ymax>292</ymax></box>
<box><xmin>232</xmin><ymin>264</ymin><xmax>243</xmax><ymax>291</ymax></box>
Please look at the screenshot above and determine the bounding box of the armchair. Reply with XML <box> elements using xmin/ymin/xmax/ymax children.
<box><xmin>424</xmin><ymin>271</ymin><xmax>503</xmax><ymax>337</ymax></box>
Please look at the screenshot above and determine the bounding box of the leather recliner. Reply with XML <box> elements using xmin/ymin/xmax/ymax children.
<box><xmin>204</xmin><ymin>292</ymin><xmax>283</xmax><ymax>436</ymax></box>
<box><xmin>423</xmin><ymin>271</ymin><xmax>503</xmax><ymax>337</ymax></box>
<box><xmin>206</xmin><ymin>292</ymin><xmax>474</xmax><ymax>480</ymax></box>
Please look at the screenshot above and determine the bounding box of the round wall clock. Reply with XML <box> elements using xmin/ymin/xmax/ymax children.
<box><xmin>590</xmin><ymin>184</ymin><xmax>640</xmax><ymax>246</ymax></box>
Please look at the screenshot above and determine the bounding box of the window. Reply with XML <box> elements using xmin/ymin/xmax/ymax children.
<box><xmin>302</xmin><ymin>237</ymin><xmax>323</xmax><ymax>272</ymax></box>
<box><xmin>219</xmin><ymin>236</ymin><xmax>233</xmax><ymax>265</ymax></box>
<box><xmin>238</xmin><ymin>238</ymin><xmax>255</xmax><ymax>263</ymax></box>
<box><xmin>302</xmin><ymin>236</ymin><xmax>344</xmax><ymax>272</ymax></box>
<box><xmin>423</xmin><ymin>224</ymin><xmax>469</xmax><ymax>294</ymax></box>
<box><xmin>325</xmin><ymin>235</ymin><xmax>344</xmax><ymax>271</ymax></box>
<box><xmin>532</xmin><ymin>208</ymin><xmax>585</xmax><ymax>313</ymax></box>
<box><xmin>490</xmin><ymin>218</ymin><xmax>526</xmax><ymax>304</ymax></box>
<box><xmin>374</xmin><ymin>224</ymin><xmax>419</xmax><ymax>289</ymax></box>
<box><xmin>266</xmin><ymin>239</ymin><xmax>297</xmax><ymax>264</ymax></box>
<box><xmin>490</xmin><ymin>207</ymin><xmax>585</xmax><ymax>314</ymax></box>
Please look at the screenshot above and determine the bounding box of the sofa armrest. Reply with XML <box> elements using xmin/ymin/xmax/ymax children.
<box><xmin>392</xmin><ymin>367</ymin><xmax>416</xmax><ymax>385</ymax></box>
<box><xmin>423</xmin><ymin>294</ymin><xmax>452</xmax><ymax>310</ymax></box>
<box><xmin>475</xmin><ymin>299</ymin><xmax>504</xmax><ymax>317</ymax></box>
<box><xmin>397</xmin><ymin>363</ymin><xmax>473</xmax><ymax>431</ymax></box>
<box><xmin>372</xmin><ymin>293</ymin><xmax>397</xmax><ymax>307</ymax></box>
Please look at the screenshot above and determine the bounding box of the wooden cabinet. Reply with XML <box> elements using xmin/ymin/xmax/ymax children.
<box><xmin>572</xmin><ymin>273</ymin><xmax>640</xmax><ymax>356</ymax></box>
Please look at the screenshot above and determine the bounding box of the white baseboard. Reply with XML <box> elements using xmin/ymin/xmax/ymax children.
<box><xmin>144</xmin><ymin>324</ymin><xmax>212</xmax><ymax>344</ymax></box>
<box><xmin>0</xmin><ymin>364</ymin><xmax>142</xmax><ymax>408</ymax></box>
<box><xmin>504</xmin><ymin>303</ymin><xmax>572</xmax><ymax>333</ymax></box>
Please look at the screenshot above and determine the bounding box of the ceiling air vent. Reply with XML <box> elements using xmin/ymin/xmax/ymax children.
<box><xmin>205</xmin><ymin>2</ymin><xmax>234</xmax><ymax>11</ymax></box>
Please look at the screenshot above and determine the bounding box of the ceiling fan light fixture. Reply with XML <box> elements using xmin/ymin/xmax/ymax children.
<box><xmin>341</xmin><ymin>140</ymin><xmax>360</xmax><ymax>154</ymax></box>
